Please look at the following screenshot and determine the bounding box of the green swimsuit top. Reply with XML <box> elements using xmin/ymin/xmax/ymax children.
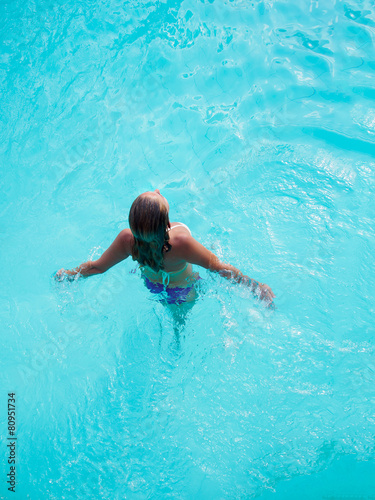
<box><xmin>140</xmin><ymin>222</ymin><xmax>192</xmax><ymax>286</ymax></box>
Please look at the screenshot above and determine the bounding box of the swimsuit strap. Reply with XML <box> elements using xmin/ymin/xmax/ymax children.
<box><xmin>140</xmin><ymin>223</ymin><xmax>191</xmax><ymax>286</ymax></box>
<box><xmin>160</xmin><ymin>262</ymin><xmax>189</xmax><ymax>286</ymax></box>
<box><xmin>167</xmin><ymin>222</ymin><xmax>192</xmax><ymax>235</ymax></box>
<box><xmin>161</xmin><ymin>270</ymin><xmax>170</xmax><ymax>286</ymax></box>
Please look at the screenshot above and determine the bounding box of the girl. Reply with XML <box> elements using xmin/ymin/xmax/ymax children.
<box><xmin>56</xmin><ymin>189</ymin><xmax>275</xmax><ymax>305</ymax></box>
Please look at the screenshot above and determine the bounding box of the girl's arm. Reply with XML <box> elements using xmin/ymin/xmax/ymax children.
<box><xmin>55</xmin><ymin>229</ymin><xmax>133</xmax><ymax>280</ymax></box>
<box><xmin>177</xmin><ymin>234</ymin><xmax>275</xmax><ymax>303</ymax></box>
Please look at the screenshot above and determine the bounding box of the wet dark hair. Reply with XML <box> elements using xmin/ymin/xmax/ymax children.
<box><xmin>128</xmin><ymin>192</ymin><xmax>172</xmax><ymax>272</ymax></box>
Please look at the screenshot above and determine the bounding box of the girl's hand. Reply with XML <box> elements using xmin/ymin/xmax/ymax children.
<box><xmin>257</xmin><ymin>283</ymin><xmax>275</xmax><ymax>304</ymax></box>
<box><xmin>55</xmin><ymin>269</ymin><xmax>67</xmax><ymax>280</ymax></box>
<box><xmin>54</xmin><ymin>268</ymin><xmax>77</xmax><ymax>281</ymax></box>
<box><xmin>54</xmin><ymin>261</ymin><xmax>100</xmax><ymax>280</ymax></box>
<box><xmin>240</xmin><ymin>276</ymin><xmax>275</xmax><ymax>306</ymax></box>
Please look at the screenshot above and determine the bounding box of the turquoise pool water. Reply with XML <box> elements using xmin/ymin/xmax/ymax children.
<box><xmin>1</xmin><ymin>0</ymin><xmax>375</xmax><ymax>498</ymax></box>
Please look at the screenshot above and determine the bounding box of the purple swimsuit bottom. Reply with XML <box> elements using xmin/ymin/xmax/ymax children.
<box><xmin>143</xmin><ymin>275</ymin><xmax>201</xmax><ymax>305</ymax></box>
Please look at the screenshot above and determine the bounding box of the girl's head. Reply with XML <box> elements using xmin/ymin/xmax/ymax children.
<box><xmin>129</xmin><ymin>189</ymin><xmax>171</xmax><ymax>272</ymax></box>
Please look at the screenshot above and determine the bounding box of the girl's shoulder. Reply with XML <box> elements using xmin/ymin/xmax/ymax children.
<box><xmin>121</xmin><ymin>229</ymin><xmax>134</xmax><ymax>252</ymax></box>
